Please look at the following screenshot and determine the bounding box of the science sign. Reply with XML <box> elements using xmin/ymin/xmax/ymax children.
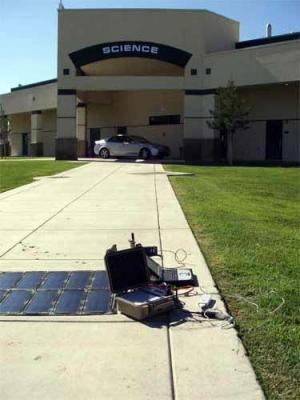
<box><xmin>69</xmin><ymin>41</ymin><xmax>192</xmax><ymax>68</ymax></box>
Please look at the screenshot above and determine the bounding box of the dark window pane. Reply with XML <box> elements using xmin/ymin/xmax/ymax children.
<box><xmin>108</xmin><ymin>136</ymin><xmax>118</xmax><ymax>143</ymax></box>
<box><xmin>149</xmin><ymin>115</ymin><xmax>180</xmax><ymax>125</ymax></box>
<box><xmin>117</xmin><ymin>127</ymin><xmax>127</xmax><ymax>134</ymax></box>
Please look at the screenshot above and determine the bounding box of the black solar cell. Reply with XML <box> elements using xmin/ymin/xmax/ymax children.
<box><xmin>92</xmin><ymin>271</ymin><xmax>110</xmax><ymax>290</ymax></box>
<box><xmin>40</xmin><ymin>272</ymin><xmax>69</xmax><ymax>290</ymax></box>
<box><xmin>66</xmin><ymin>271</ymin><xmax>91</xmax><ymax>290</ymax></box>
<box><xmin>84</xmin><ymin>290</ymin><xmax>112</xmax><ymax>314</ymax></box>
<box><xmin>0</xmin><ymin>272</ymin><xmax>23</xmax><ymax>289</ymax></box>
<box><xmin>16</xmin><ymin>272</ymin><xmax>45</xmax><ymax>289</ymax></box>
<box><xmin>24</xmin><ymin>290</ymin><xmax>59</xmax><ymax>314</ymax></box>
<box><xmin>55</xmin><ymin>290</ymin><xmax>85</xmax><ymax>314</ymax></box>
<box><xmin>0</xmin><ymin>290</ymin><xmax>33</xmax><ymax>314</ymax></box>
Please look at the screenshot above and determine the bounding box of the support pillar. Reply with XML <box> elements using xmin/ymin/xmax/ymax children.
<box><xmin>183</xmin><ymin>91</ymin><xmax>219</xmax><ymax>162</ymax></box>
<box><xmin>76</xmin><ymin>103</ymin><xmax>87</xmax><ymax>157</ymax></box>
<box><xmin>30</xmin><ymin>111</ymin><xmax>43</xmax><ymax>156</ymax></box>
<box><xmin>56</xmin><ymin>90</ymin><xmax>77</xmax><ymax>160</ymax></box>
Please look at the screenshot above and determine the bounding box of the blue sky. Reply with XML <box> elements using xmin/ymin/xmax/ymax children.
<box><xmin>0</xmin><ymin>0</ymin><xmax>299</xmax><ymax>94</ymax></box>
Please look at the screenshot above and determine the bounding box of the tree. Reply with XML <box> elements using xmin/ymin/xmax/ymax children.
<box><xmin>0</xmin><ymin>104</ymin><xmax>10</xmax><ymax>158</ymax></box>
<box><xmin>207</xmin><ymin>80</ymin><xmax>250</xmax><ymax>165</ymax></box>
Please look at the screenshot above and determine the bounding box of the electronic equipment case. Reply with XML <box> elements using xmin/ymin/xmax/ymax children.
<box><xmin>104</xmin><ymin>247</ymin><xmax>176</xmax><ymax>320</ymax></box>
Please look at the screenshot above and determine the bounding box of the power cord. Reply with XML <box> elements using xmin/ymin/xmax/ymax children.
<box><xmin>161</xmin><ymin>246</ymin><xmax>286</xmax><ymax>319</ymax></box>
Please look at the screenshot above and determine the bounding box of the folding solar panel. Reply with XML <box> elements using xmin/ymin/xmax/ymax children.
<box><xmin>0</xmin><ymin>290</ymin><xmax>33</xmax><ymax>314</ymax></box>
<box><xmin>0</xmin><ymin>271</ymin><xmax>114</xmax><ymax>315</ymax></box>
<box><xmin>16</xmin><ymin>272</ymin><xmax>45</xmax><ymax>289</ymax></box>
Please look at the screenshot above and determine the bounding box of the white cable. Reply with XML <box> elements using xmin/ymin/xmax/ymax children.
<box><xmin>269</xmin><ymin>297</ymin><xmax>285</xmax><ymax>314</ymax></box>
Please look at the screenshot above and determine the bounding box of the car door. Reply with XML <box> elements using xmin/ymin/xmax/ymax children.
<box><xmin>128</xmin><ymin>137</ymin><xmax>143</xmax><ymax>156</ymax></box>
<box><xmin>106</xmin><ymin>136</ymin><xmax>121</xmax><ymax>156</ymax></box>
<box><xmin>121</xmin><ymin>136</ymin><xmax>137</xmax><ymax>156</ymax></box>
<box><xmin>116</xmin><ymin>135</ymin><xmax>129</xmax><ymax>156</ymax></box>
<box><xmin>116</xmin><ymin>136</ymin><xmax>137</xmax><ymax>156</ymax></box>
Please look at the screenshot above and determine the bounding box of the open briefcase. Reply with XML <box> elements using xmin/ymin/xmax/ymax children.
<box><xmin>105</xmin><ymin>246</ymin><xmax>176</xmax><ymax>320</ymax></box>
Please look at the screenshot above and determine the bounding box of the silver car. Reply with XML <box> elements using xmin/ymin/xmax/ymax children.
<box><xmin>94</xmin><ymin>135</ymin><xmax>170</xmax><ymax>159</ymax></box>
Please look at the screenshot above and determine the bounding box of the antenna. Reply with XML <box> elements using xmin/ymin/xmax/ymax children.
<box><xmin>266</xmin><ymin>23</ymin><xmax>272</xmax><ymax>38</ymax></box>
<box><xmin>129</xmin><ymin>233</ymin><xmax>136</xmax><ymax>248</ymax></box>
<box><xmin>58</xmin><ymin>1</ymin><xmax>64</xmax><ymax>10</ymax></box>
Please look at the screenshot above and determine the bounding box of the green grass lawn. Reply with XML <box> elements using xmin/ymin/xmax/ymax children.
<box><xmin>0</xmin><ymin>160</ymin><xmax>86</xmax><ymax>193</ymax></box>
<box><xmin>167</xmin><ymin>165</ymin><xmax>300</xmax><ymax>400</ymax></box>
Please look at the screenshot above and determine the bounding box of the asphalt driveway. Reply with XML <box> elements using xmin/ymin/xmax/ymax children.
<box><xmin>0</xmin><ymin>161</ymin><xmax>264</xmax><ymax>399</ymax></box>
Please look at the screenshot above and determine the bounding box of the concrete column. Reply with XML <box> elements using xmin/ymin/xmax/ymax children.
<box><xmin>76</xmin><ymin>103</ymin><xmax>87</xmax><ymax>157</ymax></box>
<box><xmin>56</xmin><ymin>90</ymin><xmax>77</xmax><ymax>160</ymax></box>
<box><xmin>30</xmin><ymin>111</ymin><xmax>43</xmax><ymax>156</ymax></box>
<box><xmin>183</xmin><ymin>91</ymin><xmax>219</xmax><ymax>162</ymax></box>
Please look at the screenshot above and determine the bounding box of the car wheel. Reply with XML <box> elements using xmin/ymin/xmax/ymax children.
<box><xmin>99</xmin><ymin>148</ymin><xmax>110</xmax><ymax>159</ymax></box>
<box><xmin>139</xmin><ymin>148</ymin><xmax>151</xmax><ymax>160</ymax></box>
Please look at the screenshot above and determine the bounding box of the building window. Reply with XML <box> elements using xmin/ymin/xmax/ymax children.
<box><xmin>63</xmin><ymin>68</ymin><xmax>70</xmax><ymax>75</ymax></box>
<box><xmin>117</xmin><ymin>126</ymin><xmax>127</xmax><ymax>134</ymax></box>
<box><xmin>191</xmin><ymin>68</ymin><xmax>197</xmax><ymax>76</ymax></box>
<box><xmin>206</xmin><ymin>68</ymin><xmax>211</xmax><ymax>75</ymax></box>
<box><xmin>149</xmin><ymin>115</ymin><xmax>181</xmax><ymax>125</ymax></box>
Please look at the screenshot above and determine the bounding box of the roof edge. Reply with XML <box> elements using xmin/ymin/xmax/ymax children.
<box><xmin>236</xmin><ymin>32</ymin><xmax>300</xmax><ymax>49</ymax></box>
<box><xmin>11</xmin><ymin>78</ymin><xmax>57</xmax><ymax>92</ymax></box>
<box><xmin>59</xmin><ymin>8</ymin><xmax>239</xmax><ymax>24</ymax></box>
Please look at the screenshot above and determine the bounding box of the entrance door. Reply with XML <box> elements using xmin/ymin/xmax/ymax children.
<box><xmin>89</xmin><ymin>128</ymin><xmax>101</xmax><ymax>157</ymax></box>
<box><xmin>266</xmin><ymin>120</ymin><xmax>282</xmax><ymax>160</ymax></box>
<box><xmin>22</xmin><ymin>133</ymin><xmax>29</xmax><ymax>156</ymax></box>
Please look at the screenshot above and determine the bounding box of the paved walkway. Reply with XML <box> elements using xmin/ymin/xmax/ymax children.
<box><xmin>0</xmin><ymin>161</ymin><xmax>264</xmax><ymax>400</ymax></box>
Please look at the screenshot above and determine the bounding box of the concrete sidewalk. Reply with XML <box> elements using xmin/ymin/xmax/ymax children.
<box><xmin>0</xmin><ymin>161</ymin><xmax>264</xmax><ymax>400</ymax></box>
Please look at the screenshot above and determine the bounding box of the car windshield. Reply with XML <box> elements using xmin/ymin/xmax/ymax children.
<box><xmin>130</xmin><ymin>136</ymin><xmax>149</xmax><ymax>144</ymax></box>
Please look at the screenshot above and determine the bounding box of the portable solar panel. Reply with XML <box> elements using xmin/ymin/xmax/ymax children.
<box><xmin>0</xmin><ymin>271</ymin><xmax>114</xmax><ymax>316</ymax></box>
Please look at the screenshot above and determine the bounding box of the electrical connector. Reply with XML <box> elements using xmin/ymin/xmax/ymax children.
<box><xmin>198</xmin><ymin>294</ymin><xmax>216</xmax><ymax>311</ymax></box>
